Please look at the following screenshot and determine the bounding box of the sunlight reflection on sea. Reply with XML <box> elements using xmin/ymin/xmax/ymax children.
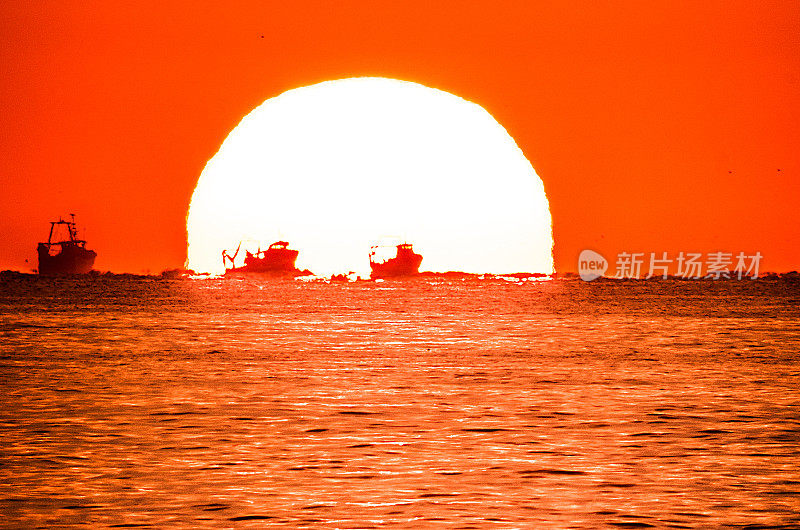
<box><xmin>1</xmin><ymin>276</ymin><xmax>798</xmax><ymax>527</ymax></box>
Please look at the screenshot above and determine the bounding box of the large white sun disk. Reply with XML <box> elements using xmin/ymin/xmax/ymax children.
<box><xmin>187</xmin><ymin>78</ymin><xmax>553</xmax><ymax>276</ymax></box>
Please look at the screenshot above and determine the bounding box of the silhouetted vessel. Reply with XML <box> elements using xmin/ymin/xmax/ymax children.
<box><xmin>223</xmin><ymin>241</ymin><xmax>304</xmax><ymax>276</ymax></box>
<box><xmin>37</xmin><ymin>215</ymin><xmax>97</xmax><ymax>275</ymax></box>
<box><xmin>370</xmin><ymin>243</ymin><xmax>423</xmax><ymax>279</ymax></box>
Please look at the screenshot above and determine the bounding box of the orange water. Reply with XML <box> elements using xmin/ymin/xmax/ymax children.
<box><xmin>1</xmin><ymin>277</ymin><xmax>799</xmax><ymax>527</ymax></box>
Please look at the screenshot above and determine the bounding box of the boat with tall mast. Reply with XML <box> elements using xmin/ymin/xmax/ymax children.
<box><xmin>37</xmin><ymin>214</ymin><xmax>97</xmax><ymax>275</ymax></box>
<box><xmin>222</xmin><ymin>241</ymin><xmax>306</xmax><ymax>276</ymax></box>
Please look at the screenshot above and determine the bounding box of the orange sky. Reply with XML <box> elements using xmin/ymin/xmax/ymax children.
<box><xmin>1</xmin><ymin>2</ymin><xmax>798</xmax><ymax>274</ymax></box>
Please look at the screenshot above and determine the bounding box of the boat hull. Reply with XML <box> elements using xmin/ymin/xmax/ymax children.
<box><xmin>370</xmin><ymin>247</ymin><xmax>423</xmax><ymax>279</ymax></box>
<box><xmin>37</xmin><ymin>243</ymin><xmax>97</xmax><ymax>275</ymax></box>
<box><xmin>224</xmin><ymin>247</ymin><xmax>302</xmax><ymax>276</ymax></box>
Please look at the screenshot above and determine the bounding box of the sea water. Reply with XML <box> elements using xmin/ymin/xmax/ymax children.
<box><xmin>1</xmin><ymin>275</ymin><xmax>798</xmax><ymax>528</ymax></box>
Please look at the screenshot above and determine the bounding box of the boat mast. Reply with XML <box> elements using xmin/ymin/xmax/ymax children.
<box><xmin>69</xmin><ymin>213</ymin><xmax>77</xmax><ymax>241</ymax></box>
<box><xmin>47</xmin><ymin>221</ymin><xmax>57</xmax><ymax>246</ymax></box>
<box><xmin>222</xmin><ymin>242</ymin><xmax>242</xmax><ymax>269</ymax></box>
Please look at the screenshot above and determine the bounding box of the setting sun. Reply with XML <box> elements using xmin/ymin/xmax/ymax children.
<box><xmin>186</xmin><ymin>77</ymin><xmax>553</xmax><ymax>276</ymax></box>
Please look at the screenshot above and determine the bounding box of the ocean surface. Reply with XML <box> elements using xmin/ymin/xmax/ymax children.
<box><xmin>1</xmin><ymin>275</ymin><xmax>799</xmax><ymax>528</ymax></box>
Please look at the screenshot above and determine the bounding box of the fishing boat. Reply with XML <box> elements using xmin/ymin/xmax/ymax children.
<box><xmin>37</xmin><ymin>215</ymin><xmax>97</xmax><ymax>275</ymax></box>
<box><xmin>369</xmin><ymin>243</ymin><xmax>423</xmax><ymax>279</ymax></box>
<box><xmin>222</xmin><ymin>241</ymin><xmax>305</xmax><ymax>276</ymax></box>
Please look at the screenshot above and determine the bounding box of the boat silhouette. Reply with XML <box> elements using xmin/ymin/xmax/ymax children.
<box><xmin>222</xmin><ymin>241</ymin><xmax>306</xmax><ymax>276</ymax></box>
<box><xmin>369</xmin><ymin>243</ymin><xmax>423</xmax><ymax>279</ymax></box>
<box><xmin>37</xmin><ymin>215</ymin><xmax>97</xmax><ymax>275</ymax></box>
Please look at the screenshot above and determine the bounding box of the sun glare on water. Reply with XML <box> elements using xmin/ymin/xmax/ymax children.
<box><xmin>186</xmin><ymin>77</ymin><xmax>553</xmax><ymax>276</ymax></box>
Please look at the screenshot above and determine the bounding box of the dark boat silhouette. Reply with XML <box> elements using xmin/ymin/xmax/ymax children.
<box><xmin>37</xmin><ymin>215</ymin><xmax>97</xmax><ymax>275</ymax></box>
<box><xmin>222</xmin><ymin>241</ymin><xmax>305</xmax><ymax>276</ymax></box>
<box><xmin>369</xmin><ymin>243</ymin><xmax>423</xmax><ymax>279</ymax></box>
